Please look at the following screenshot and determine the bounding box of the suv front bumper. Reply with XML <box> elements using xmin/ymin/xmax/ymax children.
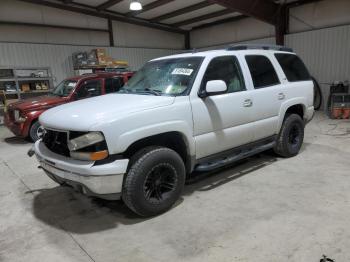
<box><xmin>32</xmin><ymin>140</ymin><xmax>129</xmax><ymax>200</ymax></box>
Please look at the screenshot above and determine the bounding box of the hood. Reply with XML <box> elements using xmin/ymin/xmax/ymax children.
<box><xmin>39</xmin><ymin>94</ymin><xmax>175</xmax><ymax>131</ymax></box>
<box><xmin>9</xmin><ymin>95</ymin><xmax>65</xmax><ymax>111</ymax></box>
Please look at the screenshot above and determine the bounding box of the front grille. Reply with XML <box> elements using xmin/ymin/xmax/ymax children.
<box><xmin>42</xmin><ymin>129</ymin><xmax>70</xmax><ymax>157</ymax></box>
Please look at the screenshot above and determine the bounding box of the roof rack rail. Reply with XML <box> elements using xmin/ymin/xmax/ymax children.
<box><xmin>226</xmin><ymin>44</ymin><xmax>293</xmax><ymax>52</ymax></box>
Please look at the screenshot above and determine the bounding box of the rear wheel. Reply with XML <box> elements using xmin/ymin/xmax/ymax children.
<box><xmin>274</xmin><ymin>114</ymin><xmax>304</xmax><ymax>157</ymax></box>
<box><xmin>122</xmin><ymin>146</ymin><xmax>185</xmax><ymax>217</ymax></box>
<box><xmin>29</xmin><ymin>121</ymin><xmax>44</xmax><ymax>142</ymax></box>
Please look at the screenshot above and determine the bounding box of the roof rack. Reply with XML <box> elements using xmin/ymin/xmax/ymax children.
<box><xmin>226</xmin><ymin>44</ymin><xmax>293</xmax><ymax>52</ymax></box>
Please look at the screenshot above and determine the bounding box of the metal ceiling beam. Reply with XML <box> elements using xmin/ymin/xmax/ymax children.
<box><xmin>191</xmin><ymin>14</ymin><xmax>248</xmax><ymax>30</ymax></box>
<box><xmin>127</xmin><ymin>0</ymin><xmax>175</xmax><ymax>17</ymax></box>
<box><xmin>286</xmin><ymin>0</ymin><xmax>323</xmax><ymax>8</ymax></box>
<box><xmin>18</xmin><ymin>0</ymin><xmax>186</xmax><ymax>34</ymax></box>
<box><xmin>97</xmin><ymin>0</ymin><xmax>123</xmax><ymax>11</ymax></box>
<box><xmin>0</xmin><ymin>20</ymin><xmax>109</xmax><ymax>32</ymax></box>
<box><xmin>107</xmin><ymin>18</ymin><xmax>114</xmax><ymax>46</ymax></box>
<box><xmin>275</xmin><ymin>4</ymin><xmax>288</xmax><ymax>45</ymax></box>
<box><xmin>151</xmin><ymin>1</ymin><xmax>213</xmax><ymax>22</ymax></box>
<box><xmin>172</xmin><ymin>9</ymin><xmax>235</xmax><ymax>27</ymax></box>
<box><xmin>207</xmin><ymin>0</ymin><xmax>279</xmax><ymax>25</ymax></box>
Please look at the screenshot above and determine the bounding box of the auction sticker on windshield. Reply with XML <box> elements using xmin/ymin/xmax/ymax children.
<box><xmin>172</xmin><ymin>68</ymin><xmax>193</xmax><ymax>76</ymax></box>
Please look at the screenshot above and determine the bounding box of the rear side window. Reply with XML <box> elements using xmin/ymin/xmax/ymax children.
<box><xmin>105</xmin><ymin>77</ymin><xmax>124</xmax><ymax>94</ymax></box>
<box><xmin>275</xmin><ymin>53</ymin><xmax>311</xmax><ymax>82</ymax></box>
<box><xmin>245</xmin><ymin>55</ymin><xmax>280</xmax><ymax>89</ymax></box>
<box><xmin>75</xmin><ymin>79</ymin><xmax>102</xmax><ymax>99</ymax></box>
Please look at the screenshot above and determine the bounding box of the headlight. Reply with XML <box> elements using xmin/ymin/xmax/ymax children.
<box><xmin>68</xmin><ymin>132</ymin><xmax>104</xmax><ymax>151</ymax></box>
<box><xmin>14</xmin><ymin>110</ymin><xmax>26</xmax><ymax>123</ymax></box>
<box><xmin>68</xmin><ymin>132</ymin><xmax>108</xmax><ymax>161</ymax></box>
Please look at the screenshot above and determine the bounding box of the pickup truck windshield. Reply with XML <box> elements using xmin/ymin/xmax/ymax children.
<box><xmin>119</xmin><ymin>57</ymin><xmax>203</xmax><ymax>96</ymax></box>
<box><xmin>50</xmin><ymin>80</ymin><xmax>77</xmax><ymax>97</ymax></box>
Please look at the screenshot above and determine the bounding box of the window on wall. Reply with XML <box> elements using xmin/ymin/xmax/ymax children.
<box><xmin>274</xmin><ymin>53</ymin><xmax>311</xmax><ymax>82</ymax></box>
<box><xmin>203</xmin><ymin>56</ymin><xmax>246</xmax><ymax>93</ymax></box>
<box><xmin>245</xmin><ymin>55</ymin><xmax>280</xmax><ymax>89</ymax></box>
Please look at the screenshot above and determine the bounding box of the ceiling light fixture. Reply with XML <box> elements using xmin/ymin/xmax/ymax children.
<box><xmin>130</xmin><ymin>1</ymin><xmax>142</xmax><ymax>11</ymax></box>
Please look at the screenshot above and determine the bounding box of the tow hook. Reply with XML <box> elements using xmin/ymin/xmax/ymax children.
<box><xmin>27</xmin><ymin>146</ymin><xmax>35</xmax><ymax>157</ymax></box>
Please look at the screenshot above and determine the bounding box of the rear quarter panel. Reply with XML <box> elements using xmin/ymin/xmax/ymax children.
<box><xmin>277</xmin><ymin>80</ymin><xmax>314</xmax><ymax>131</ymax></box>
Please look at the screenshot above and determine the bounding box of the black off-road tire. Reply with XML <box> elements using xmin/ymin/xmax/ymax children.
<box><xmin>29</xmin><ymin>121</ymin><xmax>44</xmax><ymax>142</ymax></box>
<box><xmin>274</xmin><ymin>114</ymin><xmax>305</xmax><ymax>158</ymax></box>
<box><xmin>122</xmin><ymin>146</ymin><xmax>186</xmax><ymax>217</ymax></box>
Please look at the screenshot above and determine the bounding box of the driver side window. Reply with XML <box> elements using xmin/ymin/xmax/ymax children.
<box><xmin>203</xmin><ymin>56</ymin><xmax>246</xmax><ymax>94</ymax></box>
<box><xmin>76</xmin><ymin>80</ymin><xmax>102</xmax><ymax>99</ymax></box>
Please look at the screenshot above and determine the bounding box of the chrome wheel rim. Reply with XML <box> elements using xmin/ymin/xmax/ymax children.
<box><xmin>36</xmin><ymin>125</ymin><xmax>45</xmax><ymax>138</ymax></box>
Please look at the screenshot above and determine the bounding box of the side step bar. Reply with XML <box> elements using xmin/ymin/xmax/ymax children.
<box><xmin>194</xmin><ymin>141</ymin><xmax>275</xmax><ymax>172</ymax></box>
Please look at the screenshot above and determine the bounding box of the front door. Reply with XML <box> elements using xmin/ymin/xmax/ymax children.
<box><xmin>190</xmin><ymin>55</ymin><xmax>255</xmax><ymax>160</ymax></box>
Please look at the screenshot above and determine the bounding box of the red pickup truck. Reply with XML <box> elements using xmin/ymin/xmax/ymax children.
<box><xmin>4</xmin><ymin>71</ymin><xmax>133</xmax><ymax>141</ymax></box>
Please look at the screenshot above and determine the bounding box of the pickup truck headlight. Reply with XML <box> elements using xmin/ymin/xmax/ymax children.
<box><xmin>68</xmin><ymin>132</ymin><xmax>108</xmax><ymax>161</ymax></box>
<box><xmin>14</xmin><ymin>110</ymin><xmax>26</xmax><ymax>123</ymax></box>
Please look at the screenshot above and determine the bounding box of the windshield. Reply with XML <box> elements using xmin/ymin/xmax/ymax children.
<box><xmin>51</xmin><ymin>80</ymin><xmax>77</xmax><ymax>97</ymax></box>
<box><xmin>119</xmin><ymin>57</ymin><xmax>203</xmax><ymax>96</ymax></box>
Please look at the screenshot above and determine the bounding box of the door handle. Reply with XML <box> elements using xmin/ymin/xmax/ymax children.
<box><xmin>278</xmin><ymin>93</ymin><xmax>285</xmax><ymax>100</ymax></box>
<box><xmin>243</xmin><ymin>99</ymin><xmax>253</xmax><ymax>107</ymax></box>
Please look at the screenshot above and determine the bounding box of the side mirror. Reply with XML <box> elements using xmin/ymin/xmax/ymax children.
<box><xmin>204</xmin><ymin>80</ymin><xmax>227</xmax><ymax>96</ymax></box>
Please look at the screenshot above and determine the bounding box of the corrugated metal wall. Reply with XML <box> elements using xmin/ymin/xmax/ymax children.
<box><xmin>1</xmin><ymin>24</ymin><xmax>350</xmax><ymax>110</ymax></box>
<box><xmin>0</xmin><ymin>42</ymin><xmax>181</xmax><ymax>85</ymax></box>
<box><xmin>286</xmin><ymin>24</ymin><xmax>350</xmax><ymax>109</ymax></box>
<box><xmin>197</xmin><ymin>24</ymin><xmax>350</xmax><ymax>110</ymax></box>
<box><xmin>286</xmin><ymin>25</ymin><xmax>350</xmax><ymax>83</ymax></box>
<box><xmin>198</xmin><ymin>37</ymin><xmax>276</xmax><ymax>51</ymax></box>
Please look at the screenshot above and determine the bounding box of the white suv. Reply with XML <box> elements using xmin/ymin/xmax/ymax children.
<box><xmin>29</xmin><ymin>45</ymin><xmax>314</xmax><ymax>216</ymax></box>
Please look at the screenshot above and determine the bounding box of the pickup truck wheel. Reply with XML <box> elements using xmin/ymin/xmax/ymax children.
<box><xmin>274</xmin><ymin>114</ymin><xmax>304</xmax><ymax>157</ymax></box>
<box><xmin>122</xmin><ymin>146</ymin><xmax>185</xmax><ymax>217</ymax></box>
<box><xmin>29</xmin><ymin>121</ymin><xmax>44</xmax><ymax>142</ymax></box>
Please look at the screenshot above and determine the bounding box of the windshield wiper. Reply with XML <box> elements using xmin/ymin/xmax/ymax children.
<box><xmin>142</xmin><ymin>88</ymin><xmax>162</xmax><ymax>96</ymax></box>
<box><xmin>118</xmin><ymin>87</ymin><xmax>132</xmax><ymax>93</ymax></box>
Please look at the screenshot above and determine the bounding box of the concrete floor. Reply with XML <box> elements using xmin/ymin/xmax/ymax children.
<box><xmin>0</xmin><ymin>112</ymin><xmax>349</xmax><ymax>262</ymax></box>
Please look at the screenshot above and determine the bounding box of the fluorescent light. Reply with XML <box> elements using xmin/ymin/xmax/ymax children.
<box><xmin>130</xmin><ymin>1</ymin><xmax>142</xmax><ymax>11</ymax></box>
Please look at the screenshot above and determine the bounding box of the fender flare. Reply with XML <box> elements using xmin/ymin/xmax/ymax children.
<box><xmin>114</xmin><ymin>120</ymin><xmax>195</xmax><ymax>157</ymax></box>
<box><xmin>277</xmin><ymin>98</ymin><xmax>307</xmax><ymax>132</ymax></box>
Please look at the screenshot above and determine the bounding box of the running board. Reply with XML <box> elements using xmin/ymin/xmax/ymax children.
<box><xmin>194</xmin><ymin>141</ymin><xmax>276</xmax><ymax>172</ymax></box>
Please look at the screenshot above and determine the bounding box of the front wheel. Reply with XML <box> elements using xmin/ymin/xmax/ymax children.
<box><xmin>29</xmin><ymin>121</ymin><xmax>44</xmax><ymax>142</ymax></box>
<box><xmin>274</xmin><ymin>114</ymin><xmax>305</xmax><ymax>157</ymax></box>
<box><xmin>122</xmin><ymin>146</ymin><xmax>186</xmax><ymax>217</ymax></box>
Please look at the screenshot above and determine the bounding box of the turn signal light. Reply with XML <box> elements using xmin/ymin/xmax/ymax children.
<box><xmin>90</xmin><ymin>150</ymin><xmax>109</xmax><ymax>161</ymax></box>
<box><xmin>70</xmin><ymin>150</ymin><xmax>108</xmax><ymax>161</ymax></box>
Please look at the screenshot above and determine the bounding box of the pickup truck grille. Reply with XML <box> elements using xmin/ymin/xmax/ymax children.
<box><xmin>42</xmin><ymin>129</ymin><xmax>70</xmax><ymax>157</ymax></box>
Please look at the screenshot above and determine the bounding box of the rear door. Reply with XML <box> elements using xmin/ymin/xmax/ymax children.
<box><xmin>243</xmin><ymin>54</ymin><xmax>285</xmax><ymax>140</ymax></box>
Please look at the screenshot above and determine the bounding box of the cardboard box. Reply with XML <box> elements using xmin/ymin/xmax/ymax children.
<box><xmin>106</xmin><ymin>57</ymin><xmax>113</xmax><ymax>66</ymax></box>
<box><xmin>72</xmin><ymin>51</ymin><xmax>88</xmax><ymax>67</ymax></box>
<box><xmin>75</xmin><ymin>69</ymin><xmax>93</xmax><ymax>76</ymax></box>
<box><xmin>95</xmin><ymin>48</ymin><xmax>107</xmax><ymax>58</ymax></box>
<box><xmin>97</xmin><ymin>55</ymin><xmax>107</xmax><ymax>65</ymax></box>
<box><xmin>21</xmin><ymin>83</ymin><xmax>30</xmax><ymax>92</ymax></box>
<box><xmin>113</xmin><ymin>60</ymin><xmax>128</xmax><ymax>66</ymax></box>
<box><xmin>41</xmin><ymin>82</ymin><xmax>48</xmax><ymax>90</ymax></box>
